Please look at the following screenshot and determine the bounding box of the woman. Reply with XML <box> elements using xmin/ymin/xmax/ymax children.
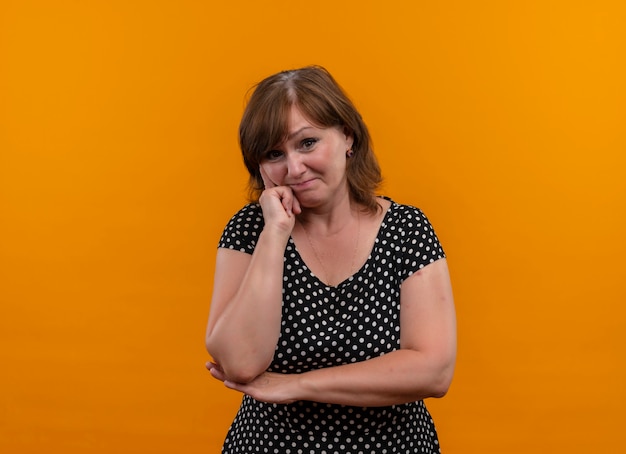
<box><xmin>206</xmin><ymin>66</ymin><xmax>456</xmax><ymax>453</ymax></box>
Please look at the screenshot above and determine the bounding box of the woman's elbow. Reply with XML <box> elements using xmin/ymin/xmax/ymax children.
<box><xmin>429</xmin><ymin>364</ymin><xmax>455</xmax><ymax>398</ymax></box>
<box><xmin>225</xmin><ymin>367</ymin><xmax>263</xmax><ymax>384</ymax></box>
<box><xmin>217</xmin><ymin>359</ymin><xmax>270</xmax><ymax>384</ymax></box>
<box><xmin>205</xmin><ymin>334</ymin><xmax>219</xmax><ymax>362</ymax></box>
<box><xmin>430</xmin><ymin>381</ymin><xmax>450</xmax><ymax>399</ymax></box>
<box><xmin>205</xmin><ymin>338</ymin><xmax>270</xmax><ymax>384</ymax></box>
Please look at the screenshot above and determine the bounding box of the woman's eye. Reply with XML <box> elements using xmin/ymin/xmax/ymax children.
<box><xmin>265</xmin><ymin>150</ymin><xmax>283</xmax><ymax>161</ymax></box>
<box><xmin>301</xmin><ymin>138</ymin><xmax>318</xmax><ymax>149</ymax></box>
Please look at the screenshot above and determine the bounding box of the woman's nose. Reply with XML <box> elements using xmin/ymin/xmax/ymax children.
<box><xmin>286</xmin><ymin>153</ymin><xmax>306</xmax><ymax>177</ymax></box>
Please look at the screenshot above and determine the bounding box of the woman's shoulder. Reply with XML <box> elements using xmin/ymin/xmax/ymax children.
<box><xmin>378</xmin><ymin>196</ymin><xmax>446</xmax><ymax>271</ymax></box>
<box><xmin>218</xmin><ymin>203</ymin><xmax>264</xmax><ymax>253</ymax></box>
<box><xmin>228</xmin><ymin>202</ymin><xmax>263</xmax><ymax>221</ymax></box>
<box><xmin>378</xmin><ymin>196</ymin><xmax>427</xmax><ymax>220</ymax></box>
<box><xmin>379</xmin><ymin>196</ymin><xmax>441</xmax><ymax>239</ymax></box>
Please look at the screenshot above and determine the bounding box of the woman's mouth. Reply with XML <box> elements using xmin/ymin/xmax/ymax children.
<box><xmin>289</xmin><ymin>178</ymin><xmax>317</xmax><ymax>191</ymax></box>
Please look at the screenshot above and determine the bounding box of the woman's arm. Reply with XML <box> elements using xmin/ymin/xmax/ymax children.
<box><xmin>209</xmin><ymin>258</ymin><xmax>456</xmax><ymax>406</ymax></box>
<box><xmin>205</xmin><ymin>233</ymin><xmax>286</xmax><ymax>383</ymax></box>
<box><xmin>206</xmin><ymin>185</ymin><xmax>301</xmax><ymax>384</ymax></box>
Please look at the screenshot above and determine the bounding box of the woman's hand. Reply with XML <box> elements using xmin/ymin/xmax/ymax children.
<box><xmin>258</xmin><ymin>166</ymin><xmax>302</xmax><ymax>235</ymax></box>
<box><xmin>207</xmin><ymin>361</ymin><xmax>299</xmax><ymax>405</ymax></box>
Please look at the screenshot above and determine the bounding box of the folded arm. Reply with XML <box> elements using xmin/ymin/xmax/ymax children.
<box><xmin>205</xmin><ymin>229</ymin><xmax>288</xmax><ymax>383</ymax></box>
<box><xmin>208</xmin><ymin>258</ymin><xmax>456</xmax><ymax>406</ymax></box>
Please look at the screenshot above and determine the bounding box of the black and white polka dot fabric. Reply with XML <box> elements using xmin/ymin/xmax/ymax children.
<box><xmin>217</xmin><ymin>198</ymin><xmax>446</xmax><ymax>453</ymax></box>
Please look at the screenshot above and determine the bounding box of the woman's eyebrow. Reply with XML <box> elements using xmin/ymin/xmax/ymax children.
<box><xmin>287</xmin><ymin>126</ymin><xmax>315</xmax><ymax>140</ymax></box>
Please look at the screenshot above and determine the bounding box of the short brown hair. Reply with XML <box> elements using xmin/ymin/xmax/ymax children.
<box><xmin>239</xmin><ymin>66</ymin><xmax>382</xmax><ymax>213</ymax></box>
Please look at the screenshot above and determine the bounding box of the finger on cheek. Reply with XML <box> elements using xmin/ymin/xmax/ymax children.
<box><xmin>259</xmin><ymin>166</ymin><xmax>272</xmax><ymax>189</ymax></box>
<box><xmin>283</xmin><ymin>198</ymin><xmax>293</xmax><ymax>217</ymax></box>
<box><xmin>292</xmin><ymin>197</ymin><xmax>302</xmax><ymax>215</ymax></box>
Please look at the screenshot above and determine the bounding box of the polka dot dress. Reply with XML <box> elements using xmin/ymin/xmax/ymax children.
<box><xmin>218</xmin><ymin>198</ymin><xmax>446</xmax><ymax>453</ymax></box>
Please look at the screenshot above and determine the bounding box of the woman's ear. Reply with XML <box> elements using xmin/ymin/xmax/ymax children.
<box><xmin>343</xmin><ymin>126</ymin><xmax>355</xmax><ymax>149</ymax></box>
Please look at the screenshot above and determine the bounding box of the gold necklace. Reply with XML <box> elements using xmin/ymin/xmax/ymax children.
<box><xmin>300</xmin><ymin>211</ymin><xmax>361</xmax><ymax>286</ymax></box>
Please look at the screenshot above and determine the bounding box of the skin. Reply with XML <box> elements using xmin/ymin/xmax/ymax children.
<box><xmin>205</xmin><ymin>106</ymin><xmax>457</xmax><ymax>407</ymax></box>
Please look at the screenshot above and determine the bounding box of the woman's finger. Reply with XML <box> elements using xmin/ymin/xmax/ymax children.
<box><xmin>206</xmin><ymin>362</ymin><xmax>227</xmax><ymax>382</ymax></box>
<box><xmin>259</xmin><ymin>165</ymin><xmax>275</xmax><ymax>189</ymax></box>
<box><xmin>277</xmin><ymin>187</ymin><xmax>296</xmax><ymax>217</ymax></box>
<box><xmin>291</xmin><ymin>194</ymin><xmax>302</xmax><ymax>215</ymax></box>
<box><xmin>206</xmin><ymin>361</ymin><xmax>222</xmax><ymax>371</ymax></box>
<box><xmin>208</xmin><ymin>367</ymin><xmax>226</xmax><ymax>382</ymax></box>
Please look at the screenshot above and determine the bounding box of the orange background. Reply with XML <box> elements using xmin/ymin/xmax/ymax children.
<box><xmin>1</xmin><ymin>1</ymin><xmax>625</xmax><ymax>453</ymax></box>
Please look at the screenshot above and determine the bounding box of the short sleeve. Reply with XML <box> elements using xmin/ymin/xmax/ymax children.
<box><xmin>218</xmin><ymin>204</ymin><xmax>265</xmax><ymax>254</ymax></box>
<box><xmin>395</xmin><ymin>205</ymin><xmax>446</xmax><ymax>281</ymax></box>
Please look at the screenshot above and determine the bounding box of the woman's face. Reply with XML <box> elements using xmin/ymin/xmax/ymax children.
<box><xmin>259</xmin><ymin>105</ymin><xmax>353</xmax><ymax>209</ymax></box>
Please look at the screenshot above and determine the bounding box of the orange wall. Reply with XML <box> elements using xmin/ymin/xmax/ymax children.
<box><xmin>1</xmin><ymin>1</ymin><xmax>624</xmax><ymax>453</ymax></box>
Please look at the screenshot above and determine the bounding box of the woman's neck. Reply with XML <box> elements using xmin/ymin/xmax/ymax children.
<box><xmin>296</xmin><ymin>192</ymin><xmax>360</xmax><ymax>235</ymax></box>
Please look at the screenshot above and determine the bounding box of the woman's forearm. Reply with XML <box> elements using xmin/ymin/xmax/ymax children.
<box><xmin>219</xmin><ymin>347</ymin><xmax>456</xmax><ymax>407</ymax></box>
<box><xmin>206</xmin><ymin>229</ymin><xmax>288</xmax><ymax>383</ymax></box>
<box><xmin>296</xmin><ymin>349</ymin><xmax>455</xmax><ymax>406</ymax></box>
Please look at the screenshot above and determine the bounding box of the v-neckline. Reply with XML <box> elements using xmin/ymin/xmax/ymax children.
<box><xmin>288</xmin><ymin>199</ymin><xmax>395</xmax><ymax>289</ymax></box>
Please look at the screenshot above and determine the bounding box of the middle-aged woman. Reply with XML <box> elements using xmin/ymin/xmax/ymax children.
<box><xmin>206</xmin><ymin>66</ymin><xmax>456</xmax><ymax>453</ymax></box>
